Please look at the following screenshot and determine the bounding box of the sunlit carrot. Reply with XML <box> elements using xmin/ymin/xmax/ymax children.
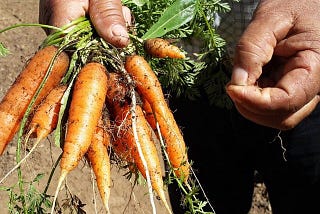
<box><xmin>0</xmin><ymin>45</ymin><xmax>69</xmax><ymax>155</ymax></box>
<box><xmin>141</xmin><ymin>97</ymin><xmax>157</xmax><ymax>132</ymax></box>
<box><xmin>113</xmin><ymin>103</ymin><xmax>172</xmax><ymax>214</ymax></box>
<box><xmin>87</xmin><ymin>121</ymin><xmax>111</xmax><ymax>213</ymax></box>
<box><xmin>0</xmin><ymin>85</ymin><xmax>67</xmax><ymax>184</ymax></box>
<box><xmin>51</xmin><ymin>62</ymin><xmax>108</xmax><ymax>213</ymax></box>
<box><xmin>106</xmin><ymin>71</ymin><xmax>172</xmax><ymax>213</ymax></box>
<box><xmin>144</xmin><ymin>38</ymin><xmax>185</xmax><ymax>59</ymax></box>
<box><xmin>125</xmin><ymin>55</ymin><xmax>190</xmax><ymax>182</ymax></box>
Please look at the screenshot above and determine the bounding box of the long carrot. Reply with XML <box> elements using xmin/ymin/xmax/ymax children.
<box><xmin>144</xmin><ymin>38</ymin><xmax>185</xmax><ymax>59</ymax></box>
<box><xmin>125</xmin><ymin>55</ymin><xmax>190</xmax><ymax>183</ymax></box>
<box><xmin>0</xmin><ymin>85</ymin><xmax>67</xmax><ymax>184</ymax></box>
<box><xmin>51</xmin><ymin>62</ymin><xmax>108</xmax><ymax>213</ymax></box>
<box><xmin>105</xmin><ymin>72</ymin><xmax>172</xmax><ymax>213</ymax></box>
<box><xmin>113</xmin><ymin>103</ymin><xmax>172</xmax><ymax>214</ymax></box>
<box><xmin>0</xmin><ymin>45</ymin><xmax>69</xmax><ymax>155</ymax></box>
<box><xmin>87</xmin><ymin>122</ymin><xmax>111</xmax><ymax>213</ymax></box>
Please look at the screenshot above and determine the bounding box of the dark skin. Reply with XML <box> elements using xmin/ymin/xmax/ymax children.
<box><xmin>226</xmin><ymin>0</ymin><xmax>320</xmax><ymax>130</ymax></box>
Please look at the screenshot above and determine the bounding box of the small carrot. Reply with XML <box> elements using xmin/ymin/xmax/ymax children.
<box><xmin>51</xmin><ymin>62</ymin><xmax>108</xmax><ymax>213</ymax></box>
<box><xmin>113</xmin><ymin>103</ymin><xmax>172</xmax><ymax>214</ymax></box>
<box><xmin>125</xmin><ymin>55</ymin><xmax>190</xmax><ymax>183</ymax></box>
<box><xmin>87</xmin><ymin>122</ymin><xmax>111</xmax><ymax>213</ymax></box>
<box><xmin>0</xmin><ymin>45</ymin><xmax>69</xmax><ymax>155</ymax></box>
<box><xmin>27</xmin><ymin>85</ymin><xmax>67</xmax><ymax>141</ymax></box>
<box><xmin>144</xmin><ymin>38</ymin><xmax>185</xmax><ymax>59</ymax></box>
<box><xmin>0</xmin><ymin>85</ymin><xmax>67</xmax><ymax>184</ymax></box>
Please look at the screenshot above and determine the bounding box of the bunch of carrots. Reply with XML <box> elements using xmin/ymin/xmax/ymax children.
<box><xmin>0</xmin><ymin>17</ymin><xmax>194</xmax><ymax>213</ymax></box>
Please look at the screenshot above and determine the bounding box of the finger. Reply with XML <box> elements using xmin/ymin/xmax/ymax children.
<box><xmin>89</xmin><ymin>0</ymin><xmax>130</xmax><ymax>48</ymax></box>
<box><xmin>39</xmin><ymin>0</ymin><xmax>88</xmax><ymax>30</ymax></box>
<box><xmin>231</xmin><ymin>5</ymin><xmax>294</xmax><ymax>86</ymax></box>
<box><xmin>233</xmin><ymin>95</ymin><xmax>320</xmax><ymax>130</ymax></box>
<box><xmin>226</xmin><ymin>84</ymin><xmax>292</xmax><ymax>115</ymax></box>
<box><xmin>227</xmin><ymin>51</ymin><xmax>320</xmax><ymax>114</ymax></box>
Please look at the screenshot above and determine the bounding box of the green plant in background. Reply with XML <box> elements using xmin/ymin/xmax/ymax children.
<box><xmin>0</xmin><ymin>173</ymin><xmax>52</xmax><ymax>214</ymax></box>
<box><xmin>126</xmin><ymin>0</ymin><xmax>238</xmax><ymax>108</ymax></box>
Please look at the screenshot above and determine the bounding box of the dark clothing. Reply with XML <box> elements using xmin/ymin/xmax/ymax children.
<box><xmin>168</xmin><ymin>96</ymin><xmax>320</xmax><ymax>214</ymax></box>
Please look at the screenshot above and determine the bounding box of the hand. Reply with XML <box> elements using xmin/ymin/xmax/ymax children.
<box><xmin>226</xmin><ymin>0</ymin><xmax>320</xmax><ymax>130</ymax></box>
<box><xmin>39</xmin><ymin>0</ymin><xmax>131</xmax><ymax>48</ymax></box>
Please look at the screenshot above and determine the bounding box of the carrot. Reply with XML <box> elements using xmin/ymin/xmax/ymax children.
<box><xmin>141</xmin><ymin>97</ymin><xmax>157</xmax><ymax>132</ymax></box>
<box><xmin>87</xmin><ymin>122</ymin><xmax>111</xmax><ymax>213</ymax></box>
<box><xmin>105</xmin><ymin>72</ymin><xmax>128</xmax><ymax>108</ymax></box>
<box><xmin>27</xmin><ymin>85</ymin><xmax>67</xmax><ymax>141</ymax></box>
<box><xmin>105</xmin><ymin>72</ymin><xmax>172</xmax><ymax>213</ymax></box>
<box><xmin>0</xmin><ymin>45</ymin><xmax>69</xmax><ymax>155</ymax></box>
<box><xmin>106</xmin><ymin>72</ymin><xmax>136</xmax><ymax>166</ymax></box>
<box><xmin>144</xmin><ymin>38</ymin><xmax>185</xmax><ymax>59</ymax></box>
<box><xmin>0</xmin><ymin>85</ymin><xmax>67</xmax><ymax>184</ymax></box>
<box><xmin>125</xmin><ymin>55</ymin><xmax>190</xmax><ymax>183</ymax></box>
<box><xmin>113</xmin><ymin>103</ymin><xmax>172</xmax><ymax>214</ymax></box>
<box><xmin>51</xmin><ymin>62</ymin><xmax>108</xmax><ymax>213</ymax></box>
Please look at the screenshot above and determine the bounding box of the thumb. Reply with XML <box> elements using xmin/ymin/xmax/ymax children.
<box><xmin>89</xmin><ymin>0</ymin><xmax>130</xmax><ymax>48</ymax></box>
<box><xmin>231</xmin><ymin>9</ymin><xmax>293</xmax><ymax>86</ymax></box>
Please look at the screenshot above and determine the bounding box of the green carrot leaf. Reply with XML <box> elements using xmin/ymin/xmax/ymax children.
<box><xmin>0</xmin><ymin>42</ymin><xmax>9</xmax><ymax>57</ymax></box>
<box><xmin>142</xmin><ymin>0</ymin><xmax>196</xmax><ymax>39</ymax></box>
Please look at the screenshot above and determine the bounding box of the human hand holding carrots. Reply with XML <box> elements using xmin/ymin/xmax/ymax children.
<box><xmin>226</xmin><ymin>0</ymin><xmax>320</xmax><ymax>130</ymax></box>
<box><xmin>39</xmin><ymin>0</ymin><xmax>132</xmax><ymax>48</ymax></box>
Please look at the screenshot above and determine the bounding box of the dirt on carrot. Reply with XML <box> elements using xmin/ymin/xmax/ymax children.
<box><xmin>0</xmin><ymin>45</ymin><xmax>69</xmax><ymax>155</ymax></box>
<box><xmin>125</xmin><ymin>55</ymin><xmax>190</xmax><ymax>182</ymax></box>
<box><xmin>51</xmin><ymin>62</ymin><xmax>108</xmax><ymax>213</ymax></box>
<box><xmin>144</xmin><ymin>38</ymin><xmax>185</xmax><ymax>59</ymax></box>
<box><xmin>87</xmin><ymin>122</ymin><xmax>111</xmax><ymax>213</ymax></box>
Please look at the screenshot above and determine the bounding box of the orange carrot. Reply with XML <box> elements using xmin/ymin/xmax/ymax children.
<box><xmin>106</xmin><ymin>72</ymin><xmax>135</xmax><ymax>165</ymax></box>
<box><xmin>141</xmin><ymin>97</ymin><xmax>157</xmax><ymax>132</ymax></box>
<box><xmin>113</xmin><ymin>103</ymin><xmax>172</xmax><ymax>214</ymax></box>
<box><xmin>27</xmin><ymin>85</ymin><xmax>67</xmax><ymax>141</ymax></box>
<box><xmin>51</xmin><ymin>62</ymin><xmax>108</xmax><ymax>213</ymax></box>
<box><xmin>87</xmin><ymin>122</ymin><xmax>111</xmax><ymax>213</ymax></box>
<box><xmin>0</xmin><ymin>45</ymin><xmax>69</xmax><ymax>155</ymax></box>
<box><xmin>144</xmin><ymin>38</ymin><xmax>185</xmax><ymax>59</ymax></box>
<box><xmin>105</xmin><ymin>72</ymin><xmax>172</xmax><ymax>213</ymax></box>
<box><xmin>105</xmin><ymin>72</ymin><xmax>128</xmax><ymax>109</ymax></box>
<box><xmin>0</xmin><ymin>85</ymin><xmax>67</xmax><ymax>184</ymax></box>
<box><xmin>125</xmin><ymin>55</ymin><xmax>190</xmax><ymax>182</ymax></box>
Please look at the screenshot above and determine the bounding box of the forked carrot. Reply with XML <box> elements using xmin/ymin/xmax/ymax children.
<box><xmin>0</xmin><ymin>85</ymin><xmax>67</xmax><ymax>184</ymax></box>
<box><xmin>0</xmin><ymin>45</ymin><xmax>69</xmax><ymax>155</ymax></box>
<box><xmin>51</xmin><ymin>62</ymin><xmax>108</xmax><ymax>213</ymax></box>
<box><xmin>113</xmin><ymin>103</ymin><xmax>172</xmax><ymax>214</ymax></box>
<box><xmin>87</xmin><ymin>122</ymin><xmax>111</xmax><ymax>213</ymax></box>
<box><xmin>106</xmin><ymin>72</ymin><xmax>172</xmax><ymax>213</ymax></box>
<box><xmin>144</xmin><ymin>38</ymin><xmax>185</xmax><ymax>59</ymax></box>
<box><xmin>125</xmin><ymin>55</ymin><xmax>190</xmax><ymax>183</ymax></box>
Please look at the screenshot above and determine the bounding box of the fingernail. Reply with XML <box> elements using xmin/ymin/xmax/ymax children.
<box><xmin>231</xmin><ymin>67</ymin><xmax>248</xmax><ymax>86</ymax></box>
<box><xmin>111</xmin><ymin>24</ymin><xmax>128</xmax><ymax>38</ymax></box>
